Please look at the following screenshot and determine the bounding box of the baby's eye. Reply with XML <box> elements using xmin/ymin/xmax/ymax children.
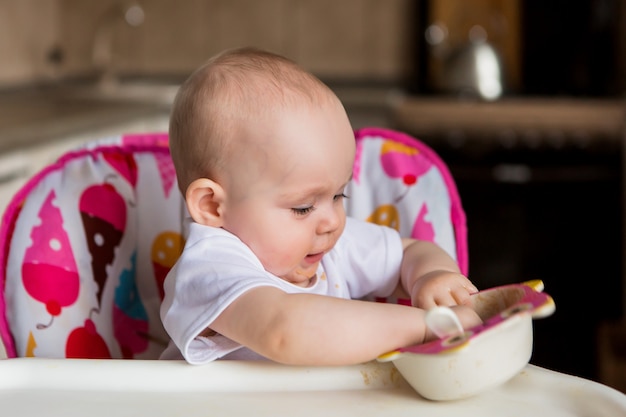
<box><xmin>334</xmin><ymin>193</ymin><xmax>349</xmax><ymax>201</ymax></box>
<box><xmin>292</xmin><ymin>206</ymin><xmax>315</xmax><ymax>216</ymax></box>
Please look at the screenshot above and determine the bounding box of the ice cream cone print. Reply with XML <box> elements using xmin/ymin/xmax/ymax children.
<box><xmin>411</xmin><ymin>204</ymin><xmax>435</xmax><ymax>242</ymax></box>
<box><xmin>121</xmin><ymin>133</ymin><xmax>169</xmax><ymax>148</ymax></box>
<box><xmin>367</xmin><ymin>204</ymin><xmax>400</xmax><ymax>231</ymax></box>
<box><xmin>79</xmin><ymin>183</ymin><xmax>127</xmax><ymax>307</ymax></box>
<box><xmin>26</xmin><ymin>331</ymin><xmax>37</xmax><ymax>357</ymax></box>
<box><xmin>113</xmin><ymin>252</ymin><xmax>149</xmax><ymax>359</ymax></box>
<box><xmin>21</xmin><ymin>190</ymin><xmax>79</xmax><ymax>326</ymax></box>
<box><xmin>379</xmin><ymin>140</ymin><xmax>433</xmax><ymax>202</ymax></box>
<box><xmin>103</xmin><ymin>151</ymin><xmax>138</xmax><ymax>188</ymax></box>
<box><xmin>352</xmin><ymin>139</ymin><xmax>364</xmax><ymax>184</ymax></box>
<box><xmin>153</xmin><ymin>152</ymin><xmax>176</xmax><ymax>198</ymax></box>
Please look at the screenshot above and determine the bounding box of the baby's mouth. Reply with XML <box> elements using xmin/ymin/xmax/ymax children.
<box><xmin>304</xmin><ymin>252</ymin><xmax>324</xmax><ymax>264</ymax></box>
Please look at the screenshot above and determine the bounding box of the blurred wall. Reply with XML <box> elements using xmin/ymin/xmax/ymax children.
<box><xmin>0</xmin><ymin>0</ymin><xmax>61</xmax><ymax>87</ymax></box>
<box><xmin>0</xmin><ymin>0</ymin><xmax>416</xmax><ymax>88</ymax></box>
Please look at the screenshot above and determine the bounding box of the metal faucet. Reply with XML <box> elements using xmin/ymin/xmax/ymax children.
<box><xmin>92</xmin><ymin>2</ymin><xmax>145</xmax><ymax>89</ymax></box>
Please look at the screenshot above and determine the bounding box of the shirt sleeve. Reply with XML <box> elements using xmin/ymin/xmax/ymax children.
<box><xmin>159</xmin><ymin>226</ymin><xmax>287</xmax><ymax>364</ymax></box>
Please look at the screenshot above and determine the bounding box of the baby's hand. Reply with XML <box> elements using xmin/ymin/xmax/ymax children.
<box><xmin>411</xmin><ymin>270</ymin><xmax>477</xmax><ymax>309</ymax></box>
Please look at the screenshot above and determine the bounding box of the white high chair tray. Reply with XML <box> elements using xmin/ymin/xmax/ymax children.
<box><xmin>1</xmin><ymin>358</ymin><xmax>624</xmax><ymax>416</ymax></box>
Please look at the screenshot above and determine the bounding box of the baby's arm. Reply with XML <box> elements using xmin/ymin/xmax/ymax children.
<box><xmin>209</xmin><ymin>285</ymin><xmax>479</xmax><ymax>366</ymax></box>
<box><xmin>400</xmin><ymin>238</ymin><xmax>478</xmax><ymax>309</ymax></box>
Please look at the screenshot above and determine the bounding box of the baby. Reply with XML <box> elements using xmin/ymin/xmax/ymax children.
<box><xmin>160</xmin><ymin>47</ymin><xmax>481</xmax><ymax>365</ymax></box>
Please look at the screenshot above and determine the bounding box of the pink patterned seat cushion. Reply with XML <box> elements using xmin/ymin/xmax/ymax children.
<box><xmin>0</xmin><ymin>127</ymin><xmax>466</xmax><ymax>359</ymax></box>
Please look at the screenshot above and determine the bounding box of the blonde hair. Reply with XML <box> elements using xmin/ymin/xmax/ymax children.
<box><xmin>169</xmin><ymin>47</ymin><xmax>337</xmax><ymax>194</ymax></box>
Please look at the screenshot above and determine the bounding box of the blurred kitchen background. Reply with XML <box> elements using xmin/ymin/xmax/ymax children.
<box><xmin>1</xmin><ymin>0</ymin><xmax>625</xmax><ymax>391</ymax></box>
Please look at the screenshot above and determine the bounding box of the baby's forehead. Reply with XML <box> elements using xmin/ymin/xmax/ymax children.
<box><xmin>205</xmin><ymin>68</ymin><xmax>347</xmax><ymax>158</ymax></box>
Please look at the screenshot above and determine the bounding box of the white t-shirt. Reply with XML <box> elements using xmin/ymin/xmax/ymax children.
<box><xmin>160</xmin><ymin>217</ymin><xmax>403</xmax><ymax>364</ymax></box>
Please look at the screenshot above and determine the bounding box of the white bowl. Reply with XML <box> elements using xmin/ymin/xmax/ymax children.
<box><xmin>377</xmin><ymin>280</ymin><xmax>555</xmax><ymax>401</ymax></box>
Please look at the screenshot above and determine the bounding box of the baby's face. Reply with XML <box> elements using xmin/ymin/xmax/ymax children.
<box><xmin>221</xmin><ymin>99</ymin><xmax>355</xmax><ymax>286</ymax></box>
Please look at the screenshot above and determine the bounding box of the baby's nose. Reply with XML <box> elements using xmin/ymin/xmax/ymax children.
<box><xmin>317</xmin><ymin>205</ymin><xmax>342</xmax><ymax>234</ymax></box>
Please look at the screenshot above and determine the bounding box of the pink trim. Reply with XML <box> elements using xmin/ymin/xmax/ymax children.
<box><xmin>0</xmin><ymin>134</ymin><xmax>170</xmax><ymax>358</ymax></box>
<box><xmin>354</xmin><ymin>127</ymin><xmax>468</xmax><ymax>276</ymax></box>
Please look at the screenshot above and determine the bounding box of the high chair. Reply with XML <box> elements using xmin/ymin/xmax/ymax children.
<box><xmin>2</xmin><ymin>128</ymin><xmax>625</xmax><ymax>416</ymax></box>
<box><xmin>0</xmin><ymin>127</ymin><xmax>467</xmax><ymax>359</ymax></box>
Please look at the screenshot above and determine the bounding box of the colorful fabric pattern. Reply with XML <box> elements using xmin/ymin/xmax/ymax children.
<box><xmin>0</xmin><ymin>128</ymin><xmax>466</xmax><ymax>359</ymax></box>
<box><xmin>348</xmin><ymin>128</ymin><xmax>467</xmax><ymax>275</ymax></box>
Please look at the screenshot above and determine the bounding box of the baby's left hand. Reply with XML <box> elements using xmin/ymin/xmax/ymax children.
<box><xmin>410</xmin><ymin>270</ymin><xmax>477</xmax><ymax>309</ymax></box>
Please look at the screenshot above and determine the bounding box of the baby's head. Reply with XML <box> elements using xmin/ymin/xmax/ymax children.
<box><xmin>169</xmin><ymin>47</ymin><xmax>355</xmax><ymax>285</ymax></box>
<box><xmin>170</xmin><ymin>47</ymin><xmax>351</xmax><ymax>195</ymax></box>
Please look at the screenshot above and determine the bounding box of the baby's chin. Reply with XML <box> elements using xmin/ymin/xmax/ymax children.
<box><xmin>280</xmin><ymin>264</ymin><xmax>319</xmax><ymax>287</ymax></box>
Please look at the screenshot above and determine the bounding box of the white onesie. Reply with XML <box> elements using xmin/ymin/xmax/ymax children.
<box><xmin>160</xmin><ymin>217</ymin><xmax>403</xmax><ymax>364</ymax></box>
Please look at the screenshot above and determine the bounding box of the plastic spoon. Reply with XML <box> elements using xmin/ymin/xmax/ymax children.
<box><xmin>425</xmin><ymin>306</ymin><xmax>464</xmax><ymax>339</ymax></box>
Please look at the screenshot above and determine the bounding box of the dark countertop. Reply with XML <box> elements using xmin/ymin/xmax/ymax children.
<box><xmin>0</xmin><ymin>80</ymin><xmax>177</xmax><ymax>154</ymax></box>
<box><xmin>392</xmin><ymin>96</ymin><xmax>626</xmax><ymax>148</ymax></box>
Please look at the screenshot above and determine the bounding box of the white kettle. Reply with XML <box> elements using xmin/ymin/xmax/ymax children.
<box><xmin>441</xmin><ymin>39</ymin><xmax>504</xmax><ymax>101</ymax></box>
<box><xmin>426</xmin><ymin>23</ymin><xmax>505</xmax><ymax>101</ymax></box>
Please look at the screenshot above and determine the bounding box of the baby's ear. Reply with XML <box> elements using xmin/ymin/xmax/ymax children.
<box><xmin>185</xmin><ymin>178</ymin><xmax>226</xmax><ymax>227</ymax></box>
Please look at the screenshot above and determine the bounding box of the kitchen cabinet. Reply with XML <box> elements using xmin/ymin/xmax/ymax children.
<box><xmin>392</xmin><ymin>96</ymin><xmax>626</xmax><ymax>388</ymax></box>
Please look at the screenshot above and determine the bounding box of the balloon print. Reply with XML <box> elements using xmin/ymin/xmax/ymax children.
<box><xmin>65</xmin><ymin>319</ymin><xmax>111</xmax><ymax>359</ymax></box>
<box><xmin>152</xmin><ymin>231</ymin><xmax>184</xmax><ymax>300</ymax></box>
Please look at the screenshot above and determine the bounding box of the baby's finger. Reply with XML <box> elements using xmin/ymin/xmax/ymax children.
<box><xmin>466</xmin><ymin>281</ymin><xmax>478</xmax><ymax>294</ymax></box>
<box><xmin>433</xmin><ymin>291</ymin><xmax>459</xmax><ymax>307</ymax></box>
<box><xmin>451</xmin><ymin>286</ymin><xmax>473</xmax><ymax>305</ymax></box>
<box><xmin>416</xmin><ymin>290</ymin><xmax>450</xmax><ymax>309</ymax></box>
<box><xmin>416</xmin><ymin>296</ymin><xmax>438</xmax><ymax>309</ymax></box>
